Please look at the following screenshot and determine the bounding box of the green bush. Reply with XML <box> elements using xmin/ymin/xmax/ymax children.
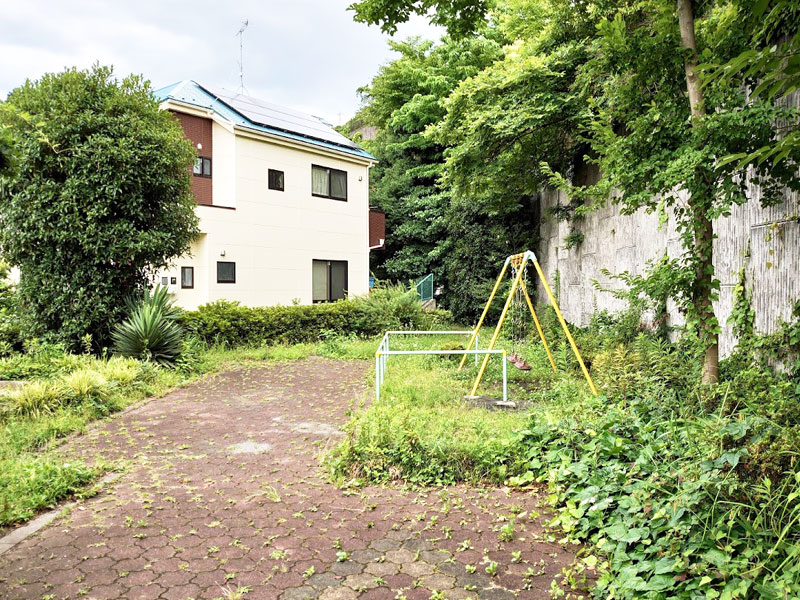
<box><xmin>181</xmin><ymin>286</ymin><xmax>452</xmax><ymax>347</ymax></box>
<box><xmin>0</xmin><ymin>260</ymin><xmax>22</xmax><ymax>356</ymax></box>
<box><xmin>112</xmin><ymin>286</ymin><xmax>184</xmax><ymax>365</ymax></box>
<box><xmin>0</xmin><ymin>340</ymin><xmax>95</xmax><ymax>380</ymax></box>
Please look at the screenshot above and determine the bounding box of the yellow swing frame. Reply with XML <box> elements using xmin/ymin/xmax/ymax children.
<box><xmin>459</xmin><ymin>250</ymin><xmax>598</xmax><ymax>397</ymax></box>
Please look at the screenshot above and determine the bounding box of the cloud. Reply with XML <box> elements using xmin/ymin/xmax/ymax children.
<box><xmin>0</xmin><ymin>0</ymin><xmax>442</xmax><ymax>123</ymax></box>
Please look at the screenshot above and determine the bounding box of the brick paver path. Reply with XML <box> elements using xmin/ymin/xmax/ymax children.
<box><xmin>0</xmin><ymin>359</ymin><xmax>582</xmax><ymax>600</ymax></box>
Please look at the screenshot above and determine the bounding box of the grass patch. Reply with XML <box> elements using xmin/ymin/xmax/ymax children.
<box><xmin>329</xmin><ymin>334</ymin><xmax>582</xmax><ymax>484</ymax></box>
<box><xmin>329</xmin><ymin>314</ymin><xmax>800</xmax><ymax>599</ymax></box>
<box><xmin>0</xmin><ymin>356</ymin><xmax>169</xmax><ymax>525</ymax></box>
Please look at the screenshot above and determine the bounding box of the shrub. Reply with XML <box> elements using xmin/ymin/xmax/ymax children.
<box><xmin>0</xmin><ymin>340</ymin><xmax>93</xmax><ymax>380</ymax></box>
<box><xmin>112</xmin><ymin>286</ymin><xmax>184</xmax><ymax>365</ymax></box>
<box><xmin>181</xmin><ymin>287</ymin><xmax>452</xmax><ymax>348</ymax></box>
<box><xmin>1</xmin><ymin>65</ymin><xmax>199</xmax><ymax>350</ymax></box>
<box><xmin>350</xmin><ymin>281</ymin><xmax>423</xmax><ymax>332</ymax></box>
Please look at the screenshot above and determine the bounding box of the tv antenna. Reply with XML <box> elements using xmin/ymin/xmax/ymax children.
<box><xmin>236</xmin><ymin>19</ymin><xmax>249</xmax><ymax>94</ymax></box>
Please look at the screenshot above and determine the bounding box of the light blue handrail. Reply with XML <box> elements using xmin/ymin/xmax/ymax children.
<box><xmin>415</xmin><ymin>273</ymin><xmax>434</xmax><ymax>302</ymax></box>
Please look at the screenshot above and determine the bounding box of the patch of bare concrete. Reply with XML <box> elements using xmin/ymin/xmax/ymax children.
<box><xmin>227</xmin><ymin>441</ymin><xmax>273</xmax><ymax>454</ymax></box>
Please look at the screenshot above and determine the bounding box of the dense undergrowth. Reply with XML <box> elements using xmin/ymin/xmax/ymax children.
<box><xmin>332</xmin><ymin>302</ymin><xmax>800</xmax><ymax>599</ymax></box>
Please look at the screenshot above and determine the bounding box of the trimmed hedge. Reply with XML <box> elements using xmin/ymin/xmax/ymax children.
<box><xmin>180</xmin><ymin>299</ymin><xmax>451</xmax><ymax>347</ymax></box>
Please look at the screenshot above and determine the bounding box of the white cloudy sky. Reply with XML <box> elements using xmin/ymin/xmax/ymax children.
<box><xmin>0</xmin><ymin>0</ymin><xmax>441</xmax><ymax>124</ymax></box>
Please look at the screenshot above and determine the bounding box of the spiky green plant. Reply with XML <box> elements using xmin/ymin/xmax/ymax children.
<box><xmin>112</xmin><ymin>286</ymin><xmax>183</xmax><ymax>365</ymax></box>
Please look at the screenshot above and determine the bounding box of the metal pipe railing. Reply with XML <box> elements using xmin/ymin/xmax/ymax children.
<box><xmin>375</xmin><ymin>330</ymin><xmax>507</xmax><ymax>403</ymax></box>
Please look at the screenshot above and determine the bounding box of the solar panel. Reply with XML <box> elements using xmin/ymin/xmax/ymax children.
<box><xmin>205</xmin><ymin>86</ymin><xmax>360</xmax><ymax>150</ymax></box>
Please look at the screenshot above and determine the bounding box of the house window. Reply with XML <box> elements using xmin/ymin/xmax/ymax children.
<box><xmin>268</xmin><ymin>169</ymin><xmax>284</xmax><ymax>191</ymax></box>
<box><xmin>312</xmin><ymin>260</ymin><xmax>347</xmax><ymax>302</ymax></box>
<box><xmin>193</xmin><ymin>157</ymin><xmax>212</xmax><ymax>177</ymax></box>
<box><xmin>311</xmin><ymin>165</ymin><xmax>347</xmax><ymax>201</ymax></box>
<box><xmin>181</xmin><ymin>267</ymin><xmax>194</xmax><ymax>289</ymax></box>
<box><xmin>161</xmin><ymin>276</ymin><xmax>169</xmax><ymax>286</ymax></box>
<box><xmin>217</xmin><ymin>261</ymin><xmax>236</xmax><ymax>283</ymax></box>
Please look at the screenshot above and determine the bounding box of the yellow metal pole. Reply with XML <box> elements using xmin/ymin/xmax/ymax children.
<box><xmin>521</xmin><ymin>281</ymin><xmax>557</xmax><ymax>373</ymax></box>
<box><xmin>530</xmin><ymin>260</ymin><xmax>598</xmax><ymax>395</ymax></box>
<box><xmin>458</xmin><ymin>260</ymin><xmax>510</xmax><ymax>371</ymax></box>
<box><xmin>469</xmin><ymin>263</ymin><xmax>526</xmax><ymax>397</ymax></box>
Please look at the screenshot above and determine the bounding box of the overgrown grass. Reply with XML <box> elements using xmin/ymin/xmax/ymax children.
<box><xmin>0</xmin><ymin>333</ymin><xmax>390</xmax><ymax>527</ymax></box>
<box><xmin>330</xmin><ymin>308</ymin><xmax>800</xmax><ymax>598</ymax></box>
<box><xmin>329</xmin><ymin>332</ymin><xmax>581</xmax><ymax>484</ymax></box>
<box><xmin>0</xmin><ymin>356</ymin><xmax>179</xmax><ymax>524</ymax></box>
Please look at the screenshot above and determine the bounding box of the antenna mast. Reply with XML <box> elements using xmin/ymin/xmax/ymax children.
<box><xmin>236</xmin><ymin>19</ymin><xmax>249</xmax><ymax>93</ymax></box>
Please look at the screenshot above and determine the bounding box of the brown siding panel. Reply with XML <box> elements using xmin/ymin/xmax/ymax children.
<box><xmin>369</xmin><ymin>208</ymin><xmax>385</xmax><ymax>249</ymax></box>
<box><xmin>172</xmin><ymin>111</ymin><xmax>213</xmax><ymax>206</ymax></box>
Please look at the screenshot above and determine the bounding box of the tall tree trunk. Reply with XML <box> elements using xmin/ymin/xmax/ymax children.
<box><xmin>677</xmin><ymin>0</ymin><xmax>719</xmax><ymax>384</ymax></box>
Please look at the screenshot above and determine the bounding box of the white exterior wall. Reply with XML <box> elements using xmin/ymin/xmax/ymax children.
<box><xmin>159</xmin><ymin>118</ymin><xmax>371</xmax><ymax>310</ymax></box>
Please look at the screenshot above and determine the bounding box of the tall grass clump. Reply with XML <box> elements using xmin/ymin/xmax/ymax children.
<box><xmin>0</xmin><ymin>355</ymin><xmax>158</xmax><ymax>525</ymax></box>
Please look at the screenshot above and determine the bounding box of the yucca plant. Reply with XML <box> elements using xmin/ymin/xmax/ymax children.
<box><xmin>112</xmin><ymin>286</ymin><xmax>184</xmax><ymax>366</ymax></box>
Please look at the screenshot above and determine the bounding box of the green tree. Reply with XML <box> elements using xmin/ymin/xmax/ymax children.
<box><xmin>0</xmin><ymin>65</ymin><xmax>199</xmax><ymax>350</ymax></box>
<box><xmin>349</xmin><ymin>0</ymin><xmax>489</xmax><ymax>36</ymax></box>
<box><xmin>357</xmin><ymin>36</ymin><xmax>504</xmax><ymax>287</ymax></box>
<box><xmin>380</xmin><ymin>0</ymin><xmax>799</xmax><ymax>381</ymax></box>
<box><xmin>570</xmin><ymin>1</ymin><xmax>800</xmax><ymax>382</ymax></box>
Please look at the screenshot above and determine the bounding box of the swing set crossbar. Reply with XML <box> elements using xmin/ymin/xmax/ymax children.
<box><xmin>458</xmin><ymin>250</ymin><xmax>598</xmax><ymax>397</ymax></box>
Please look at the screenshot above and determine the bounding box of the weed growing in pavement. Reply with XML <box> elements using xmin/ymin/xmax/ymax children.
<box><xmin>330</xmin><ymin>304</ymin><xmax>800</xmax><ymax>598</ymax></box>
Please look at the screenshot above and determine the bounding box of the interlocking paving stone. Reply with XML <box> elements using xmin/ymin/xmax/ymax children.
<box><xmin>0</xmin><ymin>358</ymin><xmax>589</xmax><ymax>599</ymax></box>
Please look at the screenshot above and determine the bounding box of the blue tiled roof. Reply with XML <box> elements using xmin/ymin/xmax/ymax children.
<box><xmin>154</xmin><ymin>80</ymin><xmax>375</xmax><ymax>161</ymax></box>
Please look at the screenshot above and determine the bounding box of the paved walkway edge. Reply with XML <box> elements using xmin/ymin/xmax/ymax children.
<box><xmin>0</xmin><ymin>471</ymin><xmax>122</xmax><ymax>557</ymax></box>
<box><xmin>0</xmin><ymin>505</ymin><xmax>69</xmax><ymax>557</ymax></box>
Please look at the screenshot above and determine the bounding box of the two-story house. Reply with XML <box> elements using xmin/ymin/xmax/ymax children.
<box><xmin>153</xmin><ymin>80</ymin><xmax>379</xmax><ymax>309</ymax></box>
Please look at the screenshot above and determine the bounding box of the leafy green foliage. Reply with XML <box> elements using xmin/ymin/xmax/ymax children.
<box><xmin>356</xmin><ymin>35</ymin><xmax>503</xmax><ymax>287</ymax></box>
<box><xmin>433</xmin><ymin>4</ymin><xmax>597</xmax><ymax>204</ymax></box>
<box><xmin>112</xmin><ymin>286</ymin><xmax>184</xmax><ymax>365</ymax></box>
<box><xmin>0</xmin><ymin>340</ymin><xmax>97</xmax><ymax>380</ymax></box>
<box><xmin>0</xmin><ymin>260</ymin><xmax>23</xmax><ymax>356</ymax></box>
<box><xmin>439</xmin><ymin>192</ymin><xmax>539</xmax><ymax>322</ymax></box>
<box><xmin>0</xmin><ymin>115</ymin><xmax>15</xmax><ymax>198</ymax></box>
<box><xmin>515</xmin><ymin>390</ymin><xmax>800</xmax><ymax>598</ymax></box>
<box><xmin>182</xmin><ymin>289</ymin><xmax>451</xmax><ymax>348</ymax></box>
<box><xmin>348</xmin><ymin>0</ymin><xmax>489</xmax><ymax>36</ymax></box>
<box><xmin>702</xmin><ymin>0</ymin><xmax>800</xmax><ymax>169</ymax></box>
<box><xmin>0</xmin><ymin>65</ymin><xmax>199</xmax><ymax>350</ymax></box>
